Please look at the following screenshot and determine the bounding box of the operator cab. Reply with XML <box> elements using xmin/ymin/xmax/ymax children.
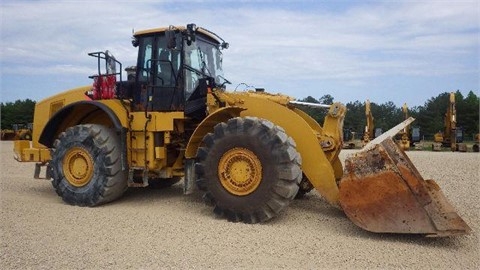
<box><xmin>128</xmin><ymin>24</ymin><xmax>230</xmax><ymax>118</ymax></box>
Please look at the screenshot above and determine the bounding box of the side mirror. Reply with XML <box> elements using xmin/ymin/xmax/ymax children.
<box><xmin>166</xmin><ymin>30</ymin><xmax>176</xmax><ymax>49</ymax></box>
<box><xmin>131</xmin><ymin>37</ymin><xmax>139</xmax><ymax>47</ymax></box>
<box><xmin>186</xmin><ymin>23</ymin><xmax>196</xmax><ymax>46</ymax></box>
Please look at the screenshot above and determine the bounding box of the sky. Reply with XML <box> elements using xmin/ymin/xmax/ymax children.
<box><xmin>0</xmin><ymin>0</ymin><xmax>479</xmax><ymax>108</ymax></box>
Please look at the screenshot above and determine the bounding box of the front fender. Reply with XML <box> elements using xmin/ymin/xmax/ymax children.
<box><xmin>185</xmin><ymin>107</ymin><xmax>245</xmax><ymax>159</ymax></box>
<box><xmin>233</xmin><ymin>94</ymin><xmax>341</xmax><ymax>205</ymax></box>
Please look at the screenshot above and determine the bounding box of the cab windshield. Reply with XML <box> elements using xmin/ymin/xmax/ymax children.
<box><xmin>184</xmin><ymin>36</ymin><xmax>225</xmax><ymax>99</ymax></box>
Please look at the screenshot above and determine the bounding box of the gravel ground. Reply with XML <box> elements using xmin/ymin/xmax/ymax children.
<box><xmin>0</xmin><ymin>141</ymin><xmax>479</xmax><ymax>269</ymax></box>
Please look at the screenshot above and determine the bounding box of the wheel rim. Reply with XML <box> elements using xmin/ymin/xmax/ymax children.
<box><xmin>218</xmin><ymin>147</ymin><xmax>262</xmax><ymax>196</ymax></box>
<box><xmin>62</xmin><ymin>147</ymin><xmax>94</xmax><ymax>187</ymax></box>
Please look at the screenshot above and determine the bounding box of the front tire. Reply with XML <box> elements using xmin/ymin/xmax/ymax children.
<box><xmin>50</xmin><ymin>124</ymin><xmax>127</xmax><ymax>206</ymax></box>
<box><xmin>196</xmin><ymin>117</ymin><xmax>302</xmax><ymax>223</ymax></box>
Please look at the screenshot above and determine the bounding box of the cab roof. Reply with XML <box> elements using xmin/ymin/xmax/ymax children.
<box><xmin>133</xmin><ymin>26</ymin><xmax>221</xmax><ymax>44</ymax></box>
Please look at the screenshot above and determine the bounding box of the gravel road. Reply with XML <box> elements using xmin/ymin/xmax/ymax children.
<box><xmin>1</xmin><ymin>141</ymin><xmax>478</xmax><ymax>269</ymax></box>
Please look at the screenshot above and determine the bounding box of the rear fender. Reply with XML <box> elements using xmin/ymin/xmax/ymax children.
<box><xmin>39</xmin><ymin>101</ymin><xmax>125</xmax><ymax>148</ymax></box>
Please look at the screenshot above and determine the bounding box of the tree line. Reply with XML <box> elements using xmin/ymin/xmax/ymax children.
<box><xmin>300</xmin><ymin>90</ymin><xmax>479</xmax><ymax>141</ymax></box>
<box><xmin>1</xmin><ymin>99</ymin><xmax>36</xmax><ymax>130</ymax></box>
<box><xmin>1</xmin><ymin>91</ymin><xmax>479</xmax><ymax>140</ymax></box>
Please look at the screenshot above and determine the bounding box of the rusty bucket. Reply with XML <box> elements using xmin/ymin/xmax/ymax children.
<box><xmin>338</xmin><ymin>138</ymin><xmax>471</xmax><ymax>237</ymax></box>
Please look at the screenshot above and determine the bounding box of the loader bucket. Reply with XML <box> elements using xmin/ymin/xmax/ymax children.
<box><xmin>338</xmin><ymin>137</ymin><xmax>471</xmax><ymax>237</ymax></box>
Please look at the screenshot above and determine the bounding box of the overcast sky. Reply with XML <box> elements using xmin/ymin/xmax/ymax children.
<box><xmin>1</xmin><ymin>0</ymin><xmax>479</xmax><ymax>107</ymax></box>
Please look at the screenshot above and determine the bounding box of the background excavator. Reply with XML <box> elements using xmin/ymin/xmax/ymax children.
<box><xmin>433</xmin><ymin>92</ymin><xmax>466</xmax><ymax>152</ymax></box>
<box><xmin>362</xmin><ymin>99</ymin><xmax>374</xmax><ymax>146</ymax></box>
<box><xmin>396</xmin><ymin>103</ymin><xmax>411</xmax><ymax>150</ymax></box>
<box><xmin>342</xmin><ymin>129</ymin><xmax>360</xmax><ymax>149</ymax></box>
<box><xmin>12</xmin><ymin>24</ymin><xmax>470</xmax><ymax>237</ymax></box>
<box><xmin>343</xmin><ymin>99</ymin><xmax>373</xmax><ymax>149</ymax></box>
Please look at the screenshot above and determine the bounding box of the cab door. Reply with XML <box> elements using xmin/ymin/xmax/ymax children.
<box><xmin>133</xmin><ymin>34</ymin><xmax>182</xmax><ymax>112</ymax></box>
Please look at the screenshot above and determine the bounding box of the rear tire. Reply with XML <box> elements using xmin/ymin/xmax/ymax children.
<box><xmin>196</xmin><ymin>117</ymin><xmax>302</xmax><ymax>223</ymax></box>
<box><xmin>50</xmin><ymin>124</ymin><xmax>127</xmax><ymax>206</ymax></box>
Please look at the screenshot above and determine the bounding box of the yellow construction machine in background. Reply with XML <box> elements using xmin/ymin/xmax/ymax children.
<box><xmin>362</xmin><ymin>99</ymin><xmax>374</xmax><ymax>146</ymax></box>
<box><xmin>396</xmin><ymin>103</ymin><xmax>411</xmax><ymax>150</ymax></box>
<box><xmin>342</xmin><ymin>130</ymin><xmax>362</xmax><ymax>149</ymax></box>
<box><xmin>12</xmin><ymin>24</ymin><xmax>470</xmax><ymax>237</ymax></box>
<box><xmin>473</xmin><ymin>133</ymin><xmax>479</xmax><ymax>152</ymax></box>
<box><xmin>343</xmin><ymin>99</ymin><xmax>373</xmax><ymax>149</ymax></box>
<box><xmin>433</xmin><ymin>92</ymin><xmax>466</xmax><ymax>152</ymax></box>
<box><xmin>1</xmin><ymin>123</ymin><xmax>32</xmax><ymax>141</ymax></box>
<box><xmin>472</xmin><ymin>133</ymin><xmax>480</xmax><ymax>152</ymax></box>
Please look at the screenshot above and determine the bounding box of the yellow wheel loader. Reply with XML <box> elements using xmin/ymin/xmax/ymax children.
<box><xmin>1</xmin><ymin>123</ymin><xmax>32</xmax><ymax>141</ymax></box>
<box><xmin>13</xmin><ymin>24</ymin><xmax>470</xmax><ymax>236</ymax></box>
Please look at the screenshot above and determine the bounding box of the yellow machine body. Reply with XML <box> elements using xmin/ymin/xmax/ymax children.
<box><xmin>16</xmin><ymin>87</ymin><xmax>344</xmax><ymax>204</ymax></box>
